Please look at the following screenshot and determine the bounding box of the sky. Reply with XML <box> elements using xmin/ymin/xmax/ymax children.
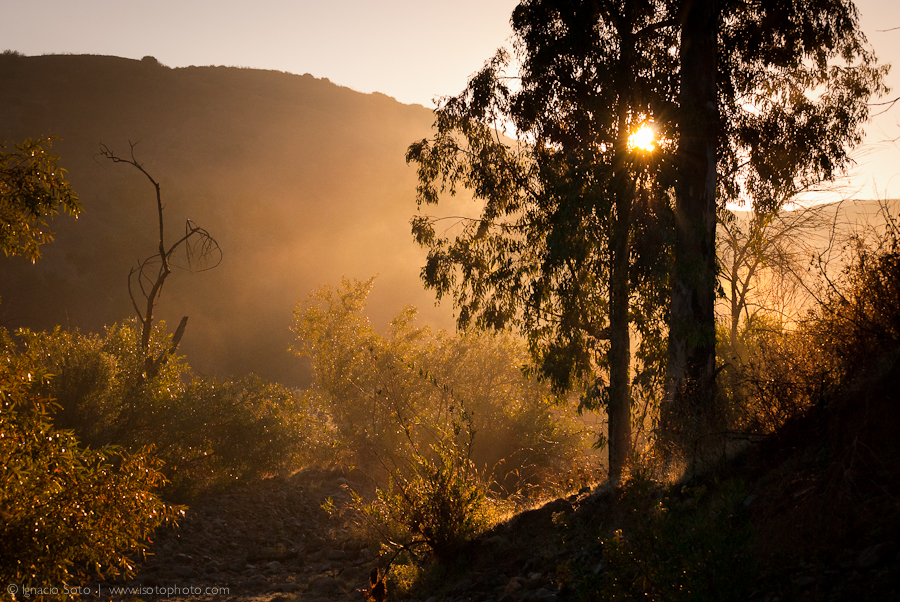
<box><xmin>2</xmin><ymin>0</ymin><xmax>899</xmax><ymax>201</ymax></box>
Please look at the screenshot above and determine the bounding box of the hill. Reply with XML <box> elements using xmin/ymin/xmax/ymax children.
<box><xmin>0</xmin><ymin>53</ymin><xmax>466</xmax><ymax>385</ymax></box>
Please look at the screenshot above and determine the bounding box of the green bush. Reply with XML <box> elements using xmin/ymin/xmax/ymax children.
<box><xmin>291</xmin><ymin>277</ymin><xmax>591</xmax><ymax>497</ymax></box>
<box><xmin>294</xmin><ymin>278</ymin><xmax>593</xmax><ymax>564</ymax></box>
<box><xmin>0</xmin><ymin>328</ymin><xmax>181</xmax><ymax>589</ymax></box>
<box><xmin>355</xmin><ymin>411</ymin><xmax>491</xmax><ymax>563</ymax></box>
<box><xmin>17</xmin><ymin>319</ymin><xmax>330</xmax><ymax>498</ymax></box>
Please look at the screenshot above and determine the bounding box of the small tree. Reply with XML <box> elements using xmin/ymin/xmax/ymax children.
<box><xmin>1</xmin><ymin>141</ymin><xmax>180</xmax><ymax>588</ymax></box>
<box><xmin>99</xmin><ymin>143</ymin><xmax>221</xmax><ymax>378</ymax></box>
<box><xmin>0</xmin><ymin>137</ymin><xmax>80</xmax><ymax>262</ymax></box>
<box><xmin>718</xmin><ymin>203</ymin><xmax>832</xmax><ymax>361</ymax></box>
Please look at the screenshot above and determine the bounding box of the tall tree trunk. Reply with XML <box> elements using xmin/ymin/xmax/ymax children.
<box><xmin>608</xmin><ymin>177</ymin><xmax>634</xmax><ymax>481</ymax></box>
<box><xmin>607</xmin><ymin>21</ymin><xmax>635</xmax><ymax>482</ymax></box>
<box><xmin>664</xmin><ymin>0</ymin><xmax>719</xmax><ymax>450</ymax></box>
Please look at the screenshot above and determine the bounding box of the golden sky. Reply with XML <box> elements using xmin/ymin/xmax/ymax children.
<box><xmin>2</xmin><ymin>0</ymin><xmax>898</xmax><ymax>200</ymax></box>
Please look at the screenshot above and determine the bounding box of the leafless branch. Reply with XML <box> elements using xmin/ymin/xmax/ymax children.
<box><xmin>99</xmin><ymin>142</ymin><xmax>222</xmax><ymax>378</ymax></box>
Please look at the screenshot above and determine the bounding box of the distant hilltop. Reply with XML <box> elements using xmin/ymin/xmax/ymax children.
<box><xmin>0</xmin><ymin>53</ymin><xmax>460</xmax><ymax>386</ymax></box>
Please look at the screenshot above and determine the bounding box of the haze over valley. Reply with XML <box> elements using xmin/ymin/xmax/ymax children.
<box><xmin>0</xmin><ymin>53</ymin><xmax>469</xmax><ymax>385</ymax></box>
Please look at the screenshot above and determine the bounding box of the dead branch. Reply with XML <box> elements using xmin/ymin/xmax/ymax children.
<box><xmin>99</xmin><ymin>142</ymin><xmax>222</xmax><ymax>378</ymax></box>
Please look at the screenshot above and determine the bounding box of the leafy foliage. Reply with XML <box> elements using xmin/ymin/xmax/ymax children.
<box><xmin>355</xmin><ymin>410</ymin><xmax>491</xmax><ymax>563</ymax></box>
<box><xmin>294</xmin><ymin>278</ymin><xmax>595</xmax><ymax>562</ymax></box>
<box><xmin>407</xmin><ymin>1</ymin><xmax>680</xmax><ymax>478</ymax></box>
<box><xmin>721</xmin><ymin>205</ymin><xmax>900</xmax><ymax>434</ymax></box>
<box><xmin>572</xmin><ymin>474</ymin><xmax>754</xmax><ymax>602</ymax></box>
<box><xmin>810</xmin><ymin>211</ymin><xmax>900</xmax><ymax>379</ymax></box>
<box><xmin>292</xmin><ymin>277</ymin><xmax>591</xmax><ymax>497</ymax></box>
<box><xmin>0</xmin><ymin>137</ymin><xmax>81</xmax><ymax>261</ymax></box>
<box><xmin>17</xmin><ymin>320</ymin><xmax>325</xmax><ymax>498</ymax></box>
<box><xmin>0</xmin><ymin>328</ymin><xmax>181</xmax><ymax>588</ymax></box>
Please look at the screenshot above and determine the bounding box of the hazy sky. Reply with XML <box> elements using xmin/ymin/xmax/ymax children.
<box><xmin>2</xmin><ymin>0</ymin><xmax>899</xmax><ymax>199</ymax></box>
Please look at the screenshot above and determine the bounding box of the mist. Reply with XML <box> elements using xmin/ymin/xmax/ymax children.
<box><xmin>0</xmin><ymin>53</ymin><xmax>478</xmax><ymax>385</ymax></box>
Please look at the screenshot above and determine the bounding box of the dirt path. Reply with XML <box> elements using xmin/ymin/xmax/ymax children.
<box><xmin>94</xmin><ymin>468</ymin><xmax>378</xmax><ymax>601</ymax></box>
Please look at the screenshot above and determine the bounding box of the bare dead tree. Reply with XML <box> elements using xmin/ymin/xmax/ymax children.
<box><xmin>717</xmin><ymin>203</ymin><xmax>833</xmax><ymax>361</ymax></box>
<box><xmin>99</xmin><ymin>142</ymin><xmax>222</xmax><ymax>379</ymax></box>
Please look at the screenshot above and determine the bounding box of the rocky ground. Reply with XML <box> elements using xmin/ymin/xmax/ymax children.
<box><xmin>90</xmin><ymin>448</ymin><xmax>900</xmax><ymax>602</ymax></box>
<box><xmin>90</xmin><ymin>467</ymin><xmax>582</xmax><ymax>602</ymax></box>
<box><xmin>92</xmin><ymin>468</ymin><xmax>381</xmax><ymax>602</ymax></box>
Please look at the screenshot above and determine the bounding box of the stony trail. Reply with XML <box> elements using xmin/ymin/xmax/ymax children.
<box><xmin>95</xmin><ymin>469</ymin><xmax>382</xmax><ymax>602</ymax></box>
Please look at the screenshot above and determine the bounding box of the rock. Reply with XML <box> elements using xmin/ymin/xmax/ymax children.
<box><xmin>524</xmin><ymin>572</ymin><xmax>543</xmax><ymax>588</ymax></box>
<box><xmin>453</xmin><ymin>578</ymin><xmax>473</xmax><ymax>593</ymax></box>
<box><xmin>265</xmin><ymin>560</ymin><xmax>284</xmax><ymax>572</ymax></box>
<box><xmin>171</xmin><ymin>566</ymin><xmax>197</xmax><ymax>578</ymax></box>
<box><xmin>310</xmin><ymin>575</ymin><xmax>341</xmax><ymax>594</ymax></box>
<box><xmin>856</xmin><ymin>543</ymin><xmax>897</xmax><ymax>570</ymax></box>
<box><xmin>504</xmin><ymin>577</ymin><xmax>524</xmax><ymax>594</ymax></box>
<box><xmin>327</xmin><ymin>548</ymin><xmax>349</xmax><ymax>560</ymax></box>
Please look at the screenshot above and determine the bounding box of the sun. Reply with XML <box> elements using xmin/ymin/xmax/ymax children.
<box><xmin>628</xmin><ymin>124</ymin><xmax>656</xmax><ymax>152</ymax></box>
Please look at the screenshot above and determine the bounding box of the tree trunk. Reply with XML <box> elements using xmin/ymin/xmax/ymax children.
<box><xmin>608</xmin><ymin>178</ymin><xmax>634</xmax><ymax>481</ymax></box>
<box><xmin>607</xmin><ymin>22</ymin><xmax>636</xmax><ymax>482</ymax></box>
<box><xmin>664</xmin><ymin>0</ymin><xmax>719</xmax><ymax>450</ymax></box>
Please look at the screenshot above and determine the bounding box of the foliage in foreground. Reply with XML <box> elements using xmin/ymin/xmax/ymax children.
<box><xmin>719</xmin><ymin>205</ymin><xmax>900</xmax><ymax>435</ymax></box>
<box><xmin>0</xmin><ymin>137</ymin><xmax>81</xmax><ymax>261</ymax></box>
<box><xmin>294</xmin><ymin>278</ymin><xmax>596</xmax><ymax>562</ymax></box>
<box><xmin>292</xmin><ymin>277</ymin><xmax>594</xmax><ymax>497</ymax></box>
<box><xmin>0</xmin><ymin>328</ymin><xmax>181</xmax><ymax>589</ymax></box>
<box><xmin>17</xmin><ymin>319</ymin><xmax>329</xmax><ymax>498</ymax></box>
<box><xmin>570</xmin><ymin>214</ymin><xmax>900</xmax><ymax>600</ymax></box>
<box><xmin>354</xmin><ymin>412</ymin><xmax>492</xmax><ymax>563</ymax></box>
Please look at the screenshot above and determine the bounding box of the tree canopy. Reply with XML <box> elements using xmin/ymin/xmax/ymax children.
<box><xmin>0</xmin><ymin>137</ymin><xmax>80</xmax><ymax>262</ymax></box>
<box><xmin>408</xmin><ymin>0</ymin><xmax>679</xmax><ymax>478</ymax></box>
<box><xmin>408</xmin><ymin>0</ymin><xmax>887</xmax><ymax>472</ymax></box>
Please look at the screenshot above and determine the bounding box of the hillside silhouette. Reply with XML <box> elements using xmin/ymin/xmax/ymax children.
<box><xmin>0</xmin><ymin>53</ymin><xmax>466</xmax><ymax>385</ymax></box>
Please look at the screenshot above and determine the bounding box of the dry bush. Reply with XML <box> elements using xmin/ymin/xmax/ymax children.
<box><xmin>291</xmin><ymin>277</ymin><xmax>591</xmax><ymax>498</ymax></box>
<box><xmin>722</xmin><ymin>205</ymin><xmax>900</xmax><ymax>434</ymax></box>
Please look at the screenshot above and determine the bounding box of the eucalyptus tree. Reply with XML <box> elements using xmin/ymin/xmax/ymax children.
<box><xmin>665</xmin><ymin>0</ymin><xmax>888</xmax><ymax>445</ymax></box>
<box><xmin>410</xmin><ymin>0</ymin><xmax>887</xmax><ymax>472</ymax></box>
<box><xmin>408</xmin><ymin>0</ymin><xmax>678</xmax><ymax>480</ymax></box>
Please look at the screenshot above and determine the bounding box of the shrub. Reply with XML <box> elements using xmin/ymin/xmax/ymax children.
<box><xmin>295</xmin><ymin>278</ymin><xmax>593</xmax><ymax>564</ymax></box>
<box><xmin>810</xmin><ymin>215</ymin><xmax>900</xmax><ymax>379</ymax></box>
<box><xmin>720</xmin><ymin>205</ymin><xmax>900</xmax><ymax>434</ymax></box>
<box><xmin>17</xmin><ymin>320</ymin><xmax>328</xmax><ymax>498</ymax></box>
<box><xmin>0</xmin><ymin>328</ymin><xmax>181</xmax><ymax>589</ymax></box>
<box><xmin>355</xmin><ymin>411</ymin><xmax>491</xmax><ymax>563</ymax></box>
<box><xmin>291</xmin><ymin>277</ymin><xmax>591</xmax><ymax>497</ymax></box>
<box><xmin>718</xmin><ymin>315</ymin><xmax>836</xmax><ymax>433</ymax></box>
<box><xmin>166</xmin><ymin>375</ymin><xmax>332</xmax><ymax>496</ymax></box>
